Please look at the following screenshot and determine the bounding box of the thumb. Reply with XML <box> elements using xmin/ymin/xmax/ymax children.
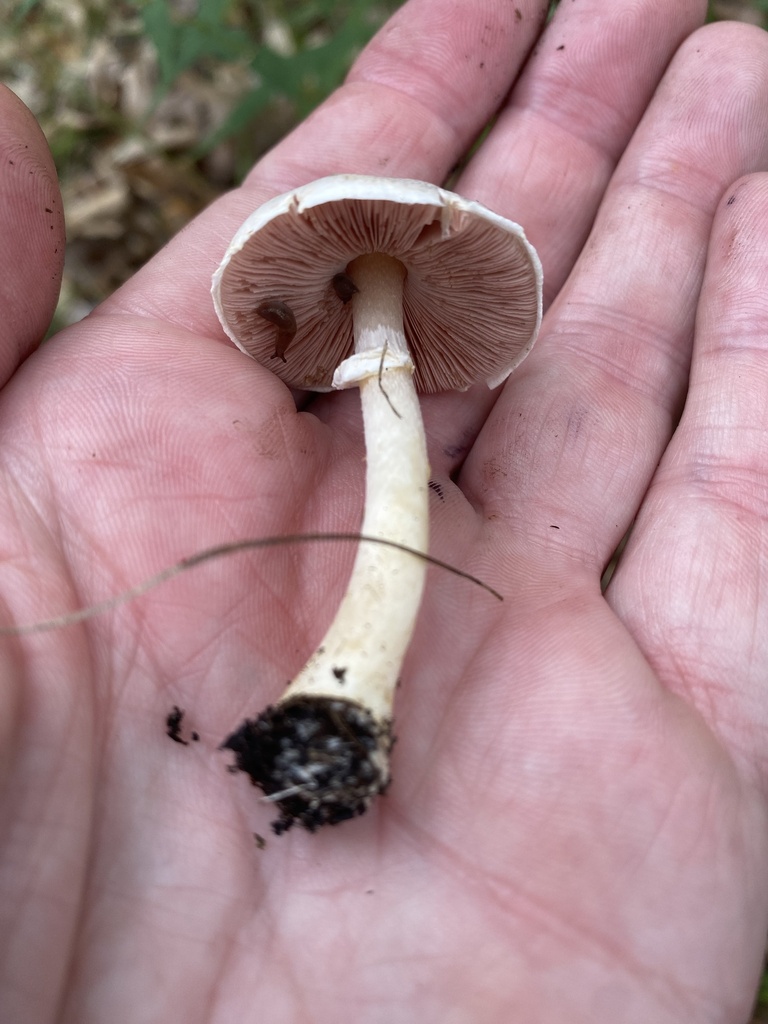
<box><xmin>0</xmin><ymin>85</ymin><xmax>65</xmax><ymax>387</ymax></box>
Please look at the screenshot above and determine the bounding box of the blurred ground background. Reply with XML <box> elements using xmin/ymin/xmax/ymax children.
<box><xmin>1</xmin><ymin>0</ymin><xmax>764</xmax><ymax>332</ymax></box>
<box><xmin>2</xmin><ymin>0</ymin><xmax>768</xmax><ymax>1015</ymax></box>
<box><xmin>3</xmin><ymin>0</ymin><xmax>401</xmax><ymax>331</ymax></box>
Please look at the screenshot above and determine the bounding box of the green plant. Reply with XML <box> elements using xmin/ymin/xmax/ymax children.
<box><xmin>139</xmin><ymin>0</ymin><xmax>401</xmax><ymax>157</ymax></box>
<box><xmin>707</xmin><ymin>0</ymin><xmax>768</xmax><ymax>22</ymax></box>
<box><xmin>142</xmin><ymin>0</ymin><xmax>253</xmax><ymax>93</ymax></box>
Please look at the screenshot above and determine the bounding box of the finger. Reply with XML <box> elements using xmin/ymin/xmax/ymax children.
<box><xmin>0</xmin><ymin>86</ymin><xmax>64</xmax><ymax>387</ymax></box>
<box><xmin>252</xmin><ymin>0</ymin><xmax>547</xmax><ymax>190</ymax></box>
<box><xmin>423</xmin><ymin>0</ymin><xmax>707</xmax><ymax>474</ymax></box>
<box><xmin>460</xmin><ymin>23</ymin><xmax>768</xmax><ymax>582</ymax></box>
<box><xmin>101</xmin><ymin>0</ymin><xmax>550</xmax><ymax>334</ymax></box>
<box><xmin>459</xmin><ymin>0</ymin><xmax>707</xmax><ymax>304</ymax></box>
<box><xmin>608</xmin><ymin>172</ymin><xmax>768</xmax><ymax>788</ymax></box>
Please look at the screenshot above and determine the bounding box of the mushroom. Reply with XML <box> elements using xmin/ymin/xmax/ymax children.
<box><xmin>212</xmin><ymin>175</ymin><xmax>543</xmax><ymax>834</ymax></box>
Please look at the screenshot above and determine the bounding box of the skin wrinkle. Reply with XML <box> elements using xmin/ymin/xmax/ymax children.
<box><xmin>69</xmin><ymin>897</ymin><xmax>218</xmax><ymax>1024</ymax></box>
<box><xmin>243</xmin><ymin>408</ymin><xmax>326</xmax><ymax>641</ymax></box>
<box><xmin>0</xmin><ymin>484</ymin><xmax>61</xmax><ymax>625</ymax></box>
<box><xmin>509</xmin><ymin>8</ymin><xmax>663</xmax><ymax>158</ymax></box>
<box><xmin>457</xmin><ymin>111</ymin><xmax>614</xmax><ymax>303</ymax></box>
<box><xmin>250</xmin><ymin>888</ymin><xmax>363</xmax><ymax>1022</ymax></box>
<box><xmin>37</xmin><ymin>334</ymin><xmax>319</xmax><ymax>680</ymax></box>
<box><xmin>629</xmin><ymin>769</ymin><xmax>703</xmax><ymax>879</ymax></box>
<box><xmin>340</xmin><ymin>80</ymin><xmax>465</xmax><ymax>176</ymax></box>
<box><xmin>253</xmin><ymin>90</ymin><xmax>453</xmax><ymax>190</ymax></box>
<box><xmin>219</xmin><ymin>881</ymin><xmax>281</xmax><ymax>1018</ymax></box>
<box><xmin>510</xmin><ymin>71</ymin><xmax>632</xmax><ymax>162</ymax></box>
<box><xmin>494</xmin><ymin>116</ymin><xmax>597</xmax><ymax>216</ymax></box>
<box><xmin>466</xmin><ymin>377</ymin><xmax>650</xmax><ymax>577</ymax></box>
<box><xmin>265</xmin><ymin>408</ymin><xmax>368</xmax><ymax>643</ymax></box>
<box><xmin>620</xmin><ymin>30</ymin><xmax>768</xmax><ymax>196</ymax></box>
<box><xmin>629</xmin><ymin>159</ymin><xmax>741</xmax><ymax>213</ymax></box>
<box><xmin>707</xmin><ymin>304</ymin><xmax>768</xmax><ymax>340</ymax></box>
<box><xmin>571</xmin><ymin>190</ymin><xmax>710</xmax><ymax>317</ymax></box>
<box><xmin>610</xmin><ymin>176</ymin><xmax>723</xmax><ymax>232</ymax></box>
<box><xmin>3</xmin><ymin>740</ymin><xmax>92</xmax><ymax>1023</ymax></box>
<box><xmin>546</xmin><ymin>308</ymin><xmax>692</xmax><ymax>402</ymax></box>
<box><xmin>2</xmin><ymin>433</ymin><xmax>71</xmax><ymax>624</ymax></box>
<box><xmin>263</xmin><ymin>868</ymin><xmax>469</xmax><ymax>1019</ymax></box>
<box><xmin>394</xmin><ymin>809</ymin><xmax>697</xmax><ymax>1020</ymax></box>
<box><xmin>618</xmin><ymin>501</ymin><xmax>768</xmax><ymax>784</ymax></box>
<box><xmin>65</xmin><ymin>785</ymin><xmax>254</xmax><ymax>1022</ymax></box>
<box><xmin>346</xmin><ymin>0</ymin><xmax>546</xmax><ymax>128</ymax></box>
<box><xmin>672</xmin><ymin>30</ymin><xmax>768</xmax><ymax>148</ymax></box>
<box><xmin>456</xmin><ymin>3</ymin><xmax>708</xmax><ymax>284</ymax></box>
<box><xmin>683</xmin><ymin>453</ymin><xmax>768</xmax><ymax>511</ymax></box>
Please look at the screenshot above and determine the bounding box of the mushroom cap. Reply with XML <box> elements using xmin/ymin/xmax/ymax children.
<box><xmin>212</xmin><ymin>175</ymin><xmax>543</xmax><ymax>393</ymax></box>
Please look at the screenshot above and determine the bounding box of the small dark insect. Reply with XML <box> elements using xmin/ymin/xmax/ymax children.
<box><xmin>332</xmin><ymin>273</ymin><xmax>359</xmax><ymax>304</ymax></box>
<box><xmin>332</xmin><ymin>666</ymin><xmax>347</xmax><ymax>683</ymax></box>
<box><xmin>254</xmin><ymin>833</ymin><xmax>266</xmax><ymax>850</ymax></box>
<box><xmin>256</xmin><ymin>299</ymin><xmax>297</xmax><ymax>363</ymax></box>
<box><xmin>166</xmin><ymin>705</ymin><xmax>188</xmax><ymax>745</ymax></box>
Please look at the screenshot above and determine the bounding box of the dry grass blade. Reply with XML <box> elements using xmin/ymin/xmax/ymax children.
<box><xmin>0</xmin><ymin>532</ymin><xmax>502</xmax><ymax>637</ymax></box>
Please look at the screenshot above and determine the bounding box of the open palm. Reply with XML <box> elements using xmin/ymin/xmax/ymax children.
<box><xmin>3</xmin><ymin>2</ymin><xmax>768</xmax><ymax>1021</ymax></box>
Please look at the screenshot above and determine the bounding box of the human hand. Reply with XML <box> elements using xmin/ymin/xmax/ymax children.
<box><xmin>2</xmin><ymin>2</ymin><xmax>768</xmax><ymax>1021</ymax></box>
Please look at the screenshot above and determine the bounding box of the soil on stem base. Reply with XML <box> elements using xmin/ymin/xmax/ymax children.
<box><xmin>220</xmin><ymin>696</ymin><xmax>393</xmax><ymax>835</ymax></box>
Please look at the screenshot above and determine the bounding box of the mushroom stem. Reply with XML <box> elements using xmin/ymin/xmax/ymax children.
<box><xmin>221</xmin><ymin>253</ymin><xmax>430</xmax><ymax>833</ymax></box>
<box><xmin>284</xmin><ymin>253</ymin><xmax>429</xmax><ymax>717</ymax></box>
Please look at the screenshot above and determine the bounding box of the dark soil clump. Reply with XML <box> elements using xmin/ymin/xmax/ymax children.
<box><xmin>221</xmin><ymin>696</ymin><xmax>392</xmax><ymax>835</ymax></box>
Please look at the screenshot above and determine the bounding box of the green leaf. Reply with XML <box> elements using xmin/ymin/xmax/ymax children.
<box><xmin>195</xmin><ymin>86</ymin><xmax>275</xmax><ymax>157</ymax></box>
<box><xmin>13</xmin><ymin>0</ymin><xmax>43</xmax><ymax>24</ymax></box>
<box><xmin>141</xmin><ymin>0</ymin><xmax>182</xmax><ymax>90</ymax></box>
<box><xmin>141</xmin><ymin>0</ymin><xmax>252</xmax><ymax>96</ymax></box>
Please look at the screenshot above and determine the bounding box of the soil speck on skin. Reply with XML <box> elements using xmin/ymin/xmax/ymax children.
<box><xmin>166</xmin><ymin>705</ymin><xmax>188</xmax><ymax>745</ymax></box>
<box><xmin>166</xmin><ymin>705</ymin><xmax>199</xmax><ymax>746</ymax></box>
